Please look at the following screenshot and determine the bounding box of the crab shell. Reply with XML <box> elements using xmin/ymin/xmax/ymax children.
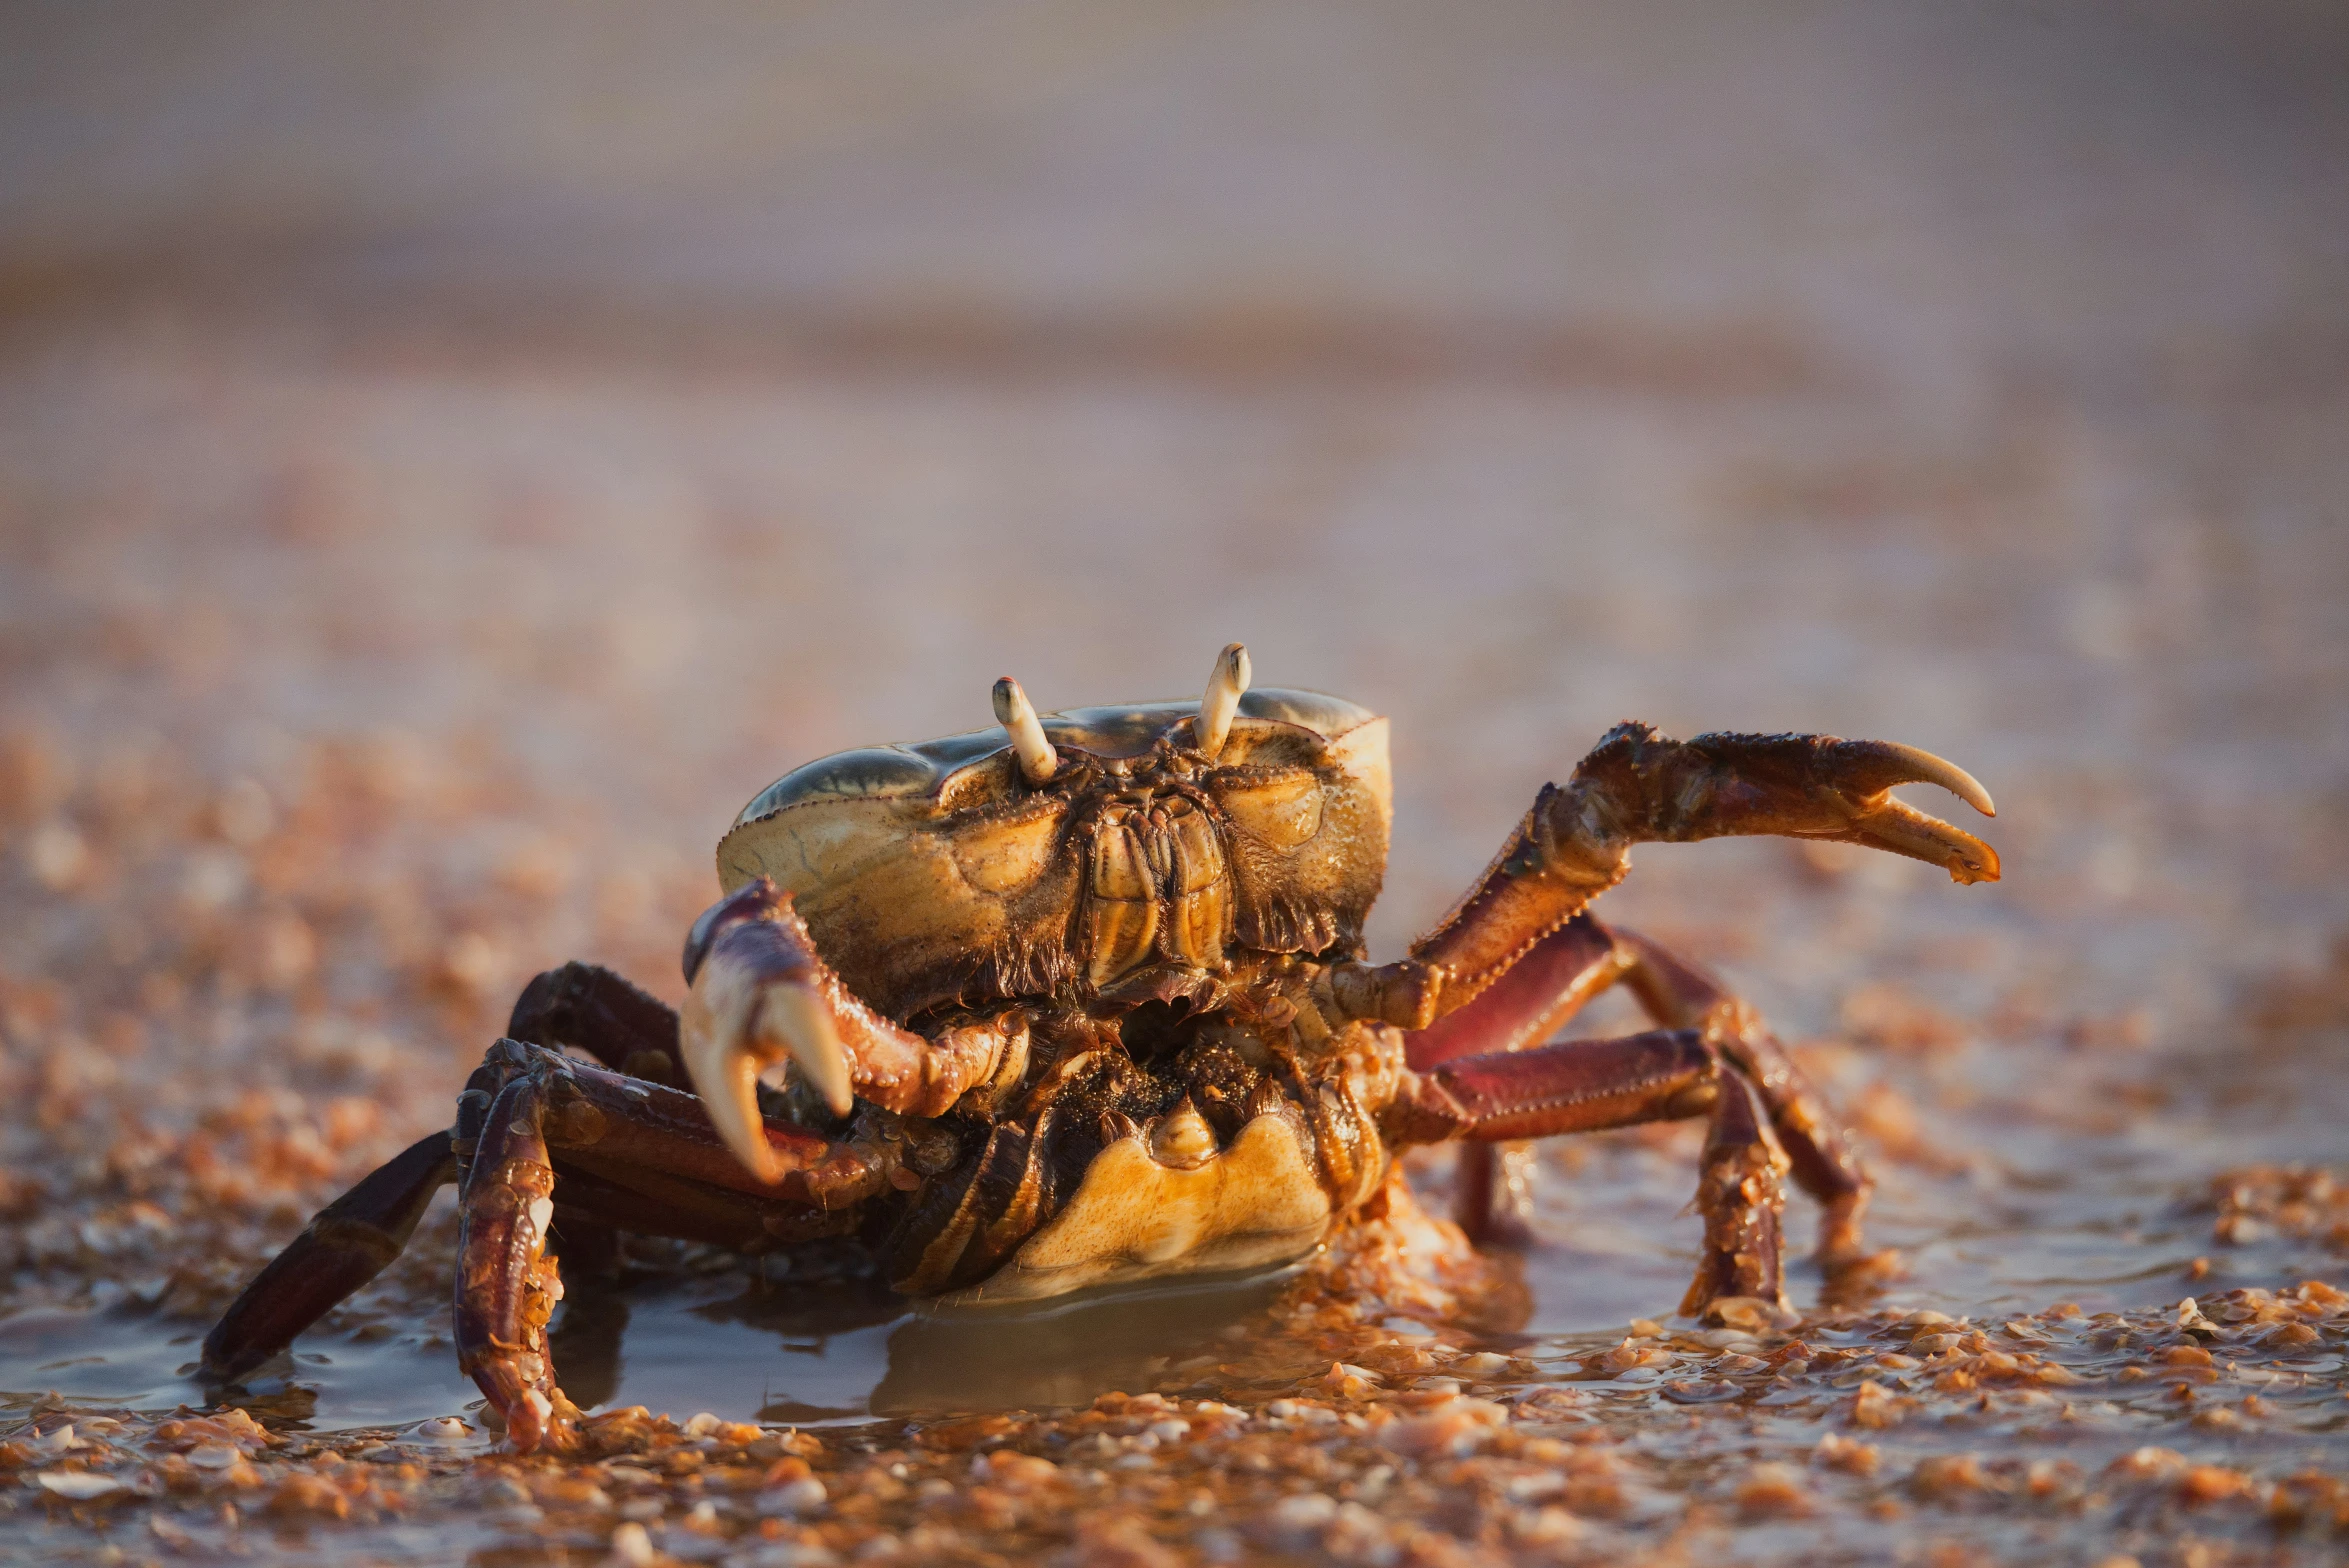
<box><xmin>715</xmin><ymin>690</ymin><xmax>1392</xmax><ymax>1020</ymax></box>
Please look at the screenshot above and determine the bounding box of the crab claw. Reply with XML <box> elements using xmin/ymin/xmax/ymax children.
<box><xmin>680</xmin><ymin>883</ymin><xmax>858</xmax><ymax>1183</ymax></box>
<box><xmin>677</xmin><ymin>880</ymin><xmax>1019</xmax><ymax>1179</ymax></box>
<box><xmin>1795</xmin><ymin>736</ymin><xmax>2000</xmax><ymax>884</ymax></box>
<box><xmin>1568</xmin><ymin>725</ymin><xmax>2002</xmax><ymax>887</ymax></box>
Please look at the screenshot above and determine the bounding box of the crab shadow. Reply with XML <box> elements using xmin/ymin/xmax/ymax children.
<box><xmin>549</xmin><ymin>1261</ymin><xmax>1304</xmax><ymax>1422</ymax></box>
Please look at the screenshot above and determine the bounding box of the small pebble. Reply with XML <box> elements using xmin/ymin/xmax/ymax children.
<box><xmin>609</xmin><ymin>1521</ymin><xmax>658</xmax><ymax>1567</ymax></box>
<box><xmin>37</xmin><ymin>1471</ymin><xmax>125</xmax><ymax>1499</ymax></box>
<box><xmin>759</xmin><ymin>1477</ymin><xmax>827</xmax><ymax>1517</ymax></box>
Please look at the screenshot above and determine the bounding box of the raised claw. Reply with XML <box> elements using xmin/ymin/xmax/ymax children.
<box><xmin>1584</xmin><ymin>726</ymin><xmax>2003</xmax><ymax>887</ymax></box>
<box><xmin>678</xmin><ymin>880</ymin><xmax>1024</xmax><ymax>1180</ymax></box>
<box><xmin>680</xmin><ymin>884</ymin><xmax>861</xmax><ymax>1183</ymax></box>
<box><xmin>681</xmin><ymin>959</ymin><xmax>851</xmax><ymax>1184</ymax></box>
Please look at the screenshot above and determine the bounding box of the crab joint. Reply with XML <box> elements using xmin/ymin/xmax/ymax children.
<box><xmin>1196</xmin><ymin>642</ymin><xmax>1251</xmax><ymax>759</ymax></box>
<box><xmin>992</xmin><ymin>677</ymin><xmax>1058</xmax><ymax>785</ymax></box>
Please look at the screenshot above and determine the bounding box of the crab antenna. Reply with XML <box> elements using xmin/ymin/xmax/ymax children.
<box><xmin>1197</xmin><ymin>642</ymin><xmax>1251</xmax><ymax>759</ymax></box>
<box><xmin>992</xmin><ymin>676</ymin><xmax>1059</xmax><ymax>784</ymax></box>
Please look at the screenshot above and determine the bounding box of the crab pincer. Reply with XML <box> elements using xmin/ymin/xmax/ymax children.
<box><xmin>1576</xmin><ymin>724</ymin><xmax>2000</xmax><ymax>884</ymax></box>
<box><xmin>678</xmin><ymin>881</ymin><xmax>867</xmax><ymax>1181</ymax></box>
<box><xmin>680</xmin><ymin>880</ymin><xmax>1026</xmax><ymax>1180</ymax></box>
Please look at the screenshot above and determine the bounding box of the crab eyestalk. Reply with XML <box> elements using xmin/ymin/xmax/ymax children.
<box><xmin>1197</xmin><ymin>642</ymin><xmax>1251</xmax><ymax>759</ymax></box>
<box><xmin>992</xmin><ymin>676</ymin><xmax>1058</xmax><ymax>785</ymax></box>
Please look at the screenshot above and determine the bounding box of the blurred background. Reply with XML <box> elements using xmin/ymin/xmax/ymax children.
<box><xmin>1</xmin><ymin>0</ymin><xmax>2346</xmax><ymax>1428</ymax></box>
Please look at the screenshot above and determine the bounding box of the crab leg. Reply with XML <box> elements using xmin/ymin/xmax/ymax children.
<box><xmin>456</xmin><ymin>1071</ymin><xmax>576</xmax><ymax>1454</ymax></box>
<box><xmin>682</xmin><ymin>879</ymin><xmax>1028</xmax><ymax>1181</ymax></box>
<box><xmin>1405</xmin><ymin>913</ymin><xmax>1624</xmax><ymax>1072</ymax></box>
<box><xmin>1613</xmin><ymin>930</ymin><xmax>1872</xmax><ymax>1263</ymax></box>
<box><xmin>508</xmin><ymin>960</ymin><xmax>687</xmax><ymax>1086</ymax></box>
<box><xmin>1401</xmin><ymin>914</ymin><xmax>1624</xmax><ymax>1243</ymax></box>
<box><xmin>1402</xmin><ymin>914</ymin><xmax>1875</xmax><ymax>1266</ymax></box>
<box><xmin>1411</xmin><ymin>725</ymin><xmax>1997</xmax><ymax>1017</ymax></box>
<box><xmin>1387</xmin><ymin>1028</ymin><xmax>1792</xmax><ymax>1314</ymax></box>
<box><xmin>199</xmin><ymin>1130</ymin><xmax>457</xmax><ymax>1384</ymax></box>
<box><xmin>452</xmin><ymin>1039</ymin><xmax>897</xmax><ymax>1452</ymax></box>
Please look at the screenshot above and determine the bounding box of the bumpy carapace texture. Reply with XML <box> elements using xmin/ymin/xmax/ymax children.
<box><xmin>203</xmin><ymin>644</ymin><xmax>2000</xmax><ymax>1452</ymax></box>
<box><xmin>717</xmin><ymin>683</ymin><xmax>1394</xmax><ymax>1018</ymax></box>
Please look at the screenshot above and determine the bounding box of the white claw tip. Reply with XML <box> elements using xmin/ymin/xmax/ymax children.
<box><xmin>1884</xmin><ymin>742</ymin><xmax>1996</xmax><ymax>818</ymax></box>
<box><xmin>993</xmin><ymin>676</ymin><xmax>1059</xmax><ymax>784</ymax></box>
<box><xmin>1197</xmin><ymin>642</ymin><xmax>1252</xmax><ymax>758</ymax></box>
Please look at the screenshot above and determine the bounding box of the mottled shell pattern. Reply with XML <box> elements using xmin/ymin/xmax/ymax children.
<box><xmin>717</xmin><ymin>685</ymin><xmax>1393</xmax><ymax>1022</ymax></box>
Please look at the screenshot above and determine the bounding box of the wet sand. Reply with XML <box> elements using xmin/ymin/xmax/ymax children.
<box><xmin>3</xmin><ymin>4</ymin><xmax>2348</xmax><ymax>1563</ymax></box>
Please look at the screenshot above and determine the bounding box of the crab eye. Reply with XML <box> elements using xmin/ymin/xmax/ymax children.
<box><xmin>1212</xmin><ymin>772</ymin><xmax>1325</xmax><ymax>850</ymax></box>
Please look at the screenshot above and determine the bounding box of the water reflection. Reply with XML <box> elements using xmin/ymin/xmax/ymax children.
<box><xmin>543</xmin><ymin>1260</ymin><xmax>1302</xmax><ymax>1425</ymax></box>
<box><xmin>874</xmin><ymin>1264</ymin><xmax>1300</xmax><ymax>1416</ymax></box>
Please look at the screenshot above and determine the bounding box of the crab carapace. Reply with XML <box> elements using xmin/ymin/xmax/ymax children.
<box><xmin>202</xmin><ymin>644</ymin><xmax>1999</xmax><ymax>1451</ymax></box>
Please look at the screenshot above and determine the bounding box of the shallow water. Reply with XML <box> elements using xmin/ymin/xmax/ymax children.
<box><xmin>6</xmin><ymin>1015</ymin><xmax>2341</xmax><ymax>1440</ymax></box>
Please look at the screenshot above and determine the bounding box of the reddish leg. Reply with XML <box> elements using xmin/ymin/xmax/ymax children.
<box><xmin>1406</xmin><ymin>915</ymin><xmax>1877</xmax><ymax>1271</ymax></box>
<box><xmin>1407</xmin><ymin>915</ymin><xmax>1625</xmax><ymax>1245</ymax></box>
<box><xmin>200</xmin><ymin>1131</ymin><xmax>457</xmax><ymax>1384</ymax></box>
<box><xmin>1613</xmin><ymin>931</ymin><xmax>1873</xmax><ymax>1266</ymax></box>
<box><xmin>200</xmin><ymin>1029</ymin><xmax>897</xmax><ymax>1451</ymax></box>
<box><xmin>452</xmin><ymin>1039</ymin><xmax>899</xmax><ymax>1452</ymax></box>
<box><xmin>456</xmin><ymin>1069</ymin><xmax>573</xmax><ymax>1452</ymax></box>
<box><xmin>506</xmin><ymin>961</ymin><xmax>689</xmax><ymax>1273</ymax></box>
<box><xmin>1387</xmin><ymin>1029</ymin><xmax>1792</xmax><ymax>1317</ymax></box>
<box><xmin>1406</xmin><ymin>914</ymin><xmax>1625</xmax><ymax>1071</ymax></box>
<box><xmin>1374</xmin><ymin>722</ymin><xmax>1986</xmax><ymax>1271</ymax></box>
<box><xmin>1410</xmin><ymin>725</ymin><xmax>1996</xmax><ymax>1018</ymax></box>
<box><xmin>1450</xmin><ymin>1141</ymin><xmax>1542</xmax><ymax>1249</ymax></box>
<box><xmin>508</xmin><ymin>961</ymin><xmax>685</xmax><ymax>1086</ymax></box>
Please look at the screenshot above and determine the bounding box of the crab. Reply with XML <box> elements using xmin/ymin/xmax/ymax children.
<box><xmin>200</xmin><ymin>644</ymin><xmax>1999</xmax><ymax>1452</ymax></box>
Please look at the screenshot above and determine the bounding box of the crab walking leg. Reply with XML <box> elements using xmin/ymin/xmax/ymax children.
<box><xmin>1405</xmin><ymin>914</ymin><xmax>1626</xmax><ymax>1071</ymax></box>
<box><xmin>1614</xmin><ymin>929</ymin><xmax>1873</xmax><ymax>1264</ymax></box>
<box><xmin>450</xmin><ymin>1039</ymin><xmax>900</xmax><ymax>1452</ymax></box>
<box><xmin>1449</xmin><ymin>1140</ymin><xmax>1543</xmax><ymax>1249</ymax></box>
<box><xmin>1401</xmin><ymin>913</ymin><xmax>1875</xmax><ymax>1264</ymax></box>
<box><xmin>199</xmin><ymin>1131</ymin><xmax>458</xmax><ymax>1384</ymax></box>
<box><xmin>458</xmin><ymin>1039</ymin><xmax>902</xmax><ymax>1211</ymax></box>
<box><xmin>1682</xmin><ymin>1070</ymin><xmax>1791</xmax><ymax>1317</ymax></box>
<box><xmin>1402</xmin><ymin>914</ymin><xmax>1626</xmax><ymax>1244</ymax></box>
<box><xmin>1410</xmin><ymin>725</ymin><xmax>1998</xmax><ymax>1019</ymax></box>
<box><xmin>501</xmin><ymin>963</ymin><xmax>692</xmax><ymax>1274</ymax></box>
<box><xmin>682</xmin><ymin>879</ymin><xmax>1028</xmax><ymax>1180</ymax></box>
<box><xmin>1387</xmin><ymin>1029</ymin><xmax>1794</xmax><ymax>1314</ymax></box>
<box><xmin>455</xmin><ymin>1072</ymin><xmax>577</xmax><ymax>1455</ymax></box>
<box><xmin>508</xmin><ymin>961</ymin><xmax>686</xmax><ymax>1086</ymax></box>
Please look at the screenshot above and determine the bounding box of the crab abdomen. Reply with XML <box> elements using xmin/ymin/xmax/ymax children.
<box><xmin>886</xmin><ymin>1015</ymin><xmax>1400</xmax><ymax>1304</ymax></box>
<box><xmin>941</xmin><ymin>1112</ymin><xmax>1334</xmax><ymax>1304</ymax></box>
